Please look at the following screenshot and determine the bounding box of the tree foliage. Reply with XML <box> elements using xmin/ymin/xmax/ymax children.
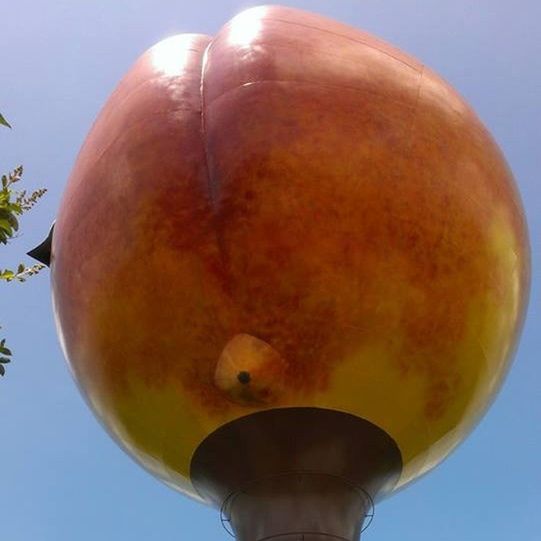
<box><xmin>1</xmin><ymin>114</ymin><xmax>46</xmax><ymax>375</ymax></box>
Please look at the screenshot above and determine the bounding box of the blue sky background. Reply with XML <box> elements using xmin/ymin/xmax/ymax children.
<box><xmin>1</xmin><ymin>1</ymin><xmax>539</xmax><ymax>540</ymax></box>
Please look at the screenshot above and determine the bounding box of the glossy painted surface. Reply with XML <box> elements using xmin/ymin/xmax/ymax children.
<box><xmin>51</xmin><ymin>6</ymin><xmax>529</xmax><ymax>501</ymax></box>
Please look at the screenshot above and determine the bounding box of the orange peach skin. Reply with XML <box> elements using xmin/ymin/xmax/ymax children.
<box><xmin>52</xmin><ymin>6</ymin><xmax>529</xmax><ymax>501</ymax></box>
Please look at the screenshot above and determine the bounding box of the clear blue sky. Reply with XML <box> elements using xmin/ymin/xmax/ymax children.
<box><xmin>1</xmin><ymin>1</ymin><xmax>539</xmax><ymax>539</ymax></box>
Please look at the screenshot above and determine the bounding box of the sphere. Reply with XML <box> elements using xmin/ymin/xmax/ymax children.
<box><xmin>51</xmin><ymin>5</ymin><xmax>529</xmax><ymax>506</ymax></box>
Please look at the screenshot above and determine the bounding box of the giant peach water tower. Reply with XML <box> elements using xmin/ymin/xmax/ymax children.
<box><xmin>30</xmin><ymin>6</ymin><xmax>529</xmax><ymax>541</ymax></box>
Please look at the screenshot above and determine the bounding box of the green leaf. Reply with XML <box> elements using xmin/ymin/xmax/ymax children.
<box><xmin>17</xmin><ymin>263</ymin><xmax>25</xmax><ymax>274</ymax></box>
<box><xmin>6</xmin><ymin>213</ymin><xmax>18</xmax><ymax>231</ymax></box>
<box><xmin>0</xmin><ymin>270</ymin><xmax>15</xmax><ymax>280</ymax></box>
<box><xmin>0</xmin><ymin>219</ymin><xmax>12</xmax><ymax>233</ymax></box>
<box><xmin>0</xmin><ymin>357</ymin><xmax>11</xmax><ymax>364</ymax></box>
<box><xmin>0</xmin><ymin>113</ymin><xmax>11</xmax><ymax>129</ymax></box>
<box><xmin>8</xmin><ymin>202</ymin><xmax>23</xmax><ymax>214</ymax></box>
<box><xmin>0</xmin><ymin>346</ymin><xmax>12</xmax><ymax>355</ymax></box>
<box><xmin>0</xmin><ymin>365</ymin><xmax>5</xmax><ymax>376</ymax></box>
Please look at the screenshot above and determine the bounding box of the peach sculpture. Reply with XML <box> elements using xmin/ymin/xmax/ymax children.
<box><xmin>32</xmin><ymin>6</ymin><xmax>529</xmax><ymax>540</ymax></box>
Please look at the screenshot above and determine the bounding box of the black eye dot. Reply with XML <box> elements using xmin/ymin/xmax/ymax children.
<box><xmin>237</xmin><ymin>371</ymin><xmax>251</xmax><ymax>385</ymax></box>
